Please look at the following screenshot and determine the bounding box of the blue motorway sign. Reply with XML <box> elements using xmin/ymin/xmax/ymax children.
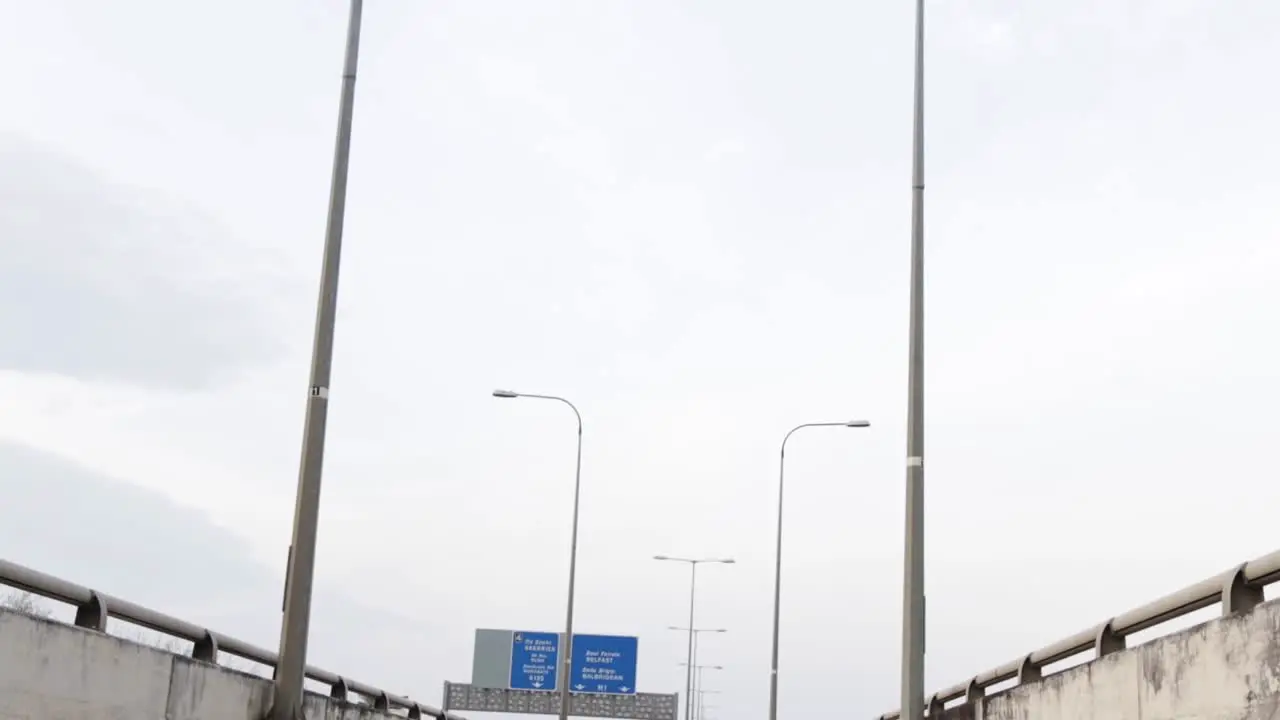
<box><xmin>569</xmin><ymin>634</ymin><xmax>639</xmax><ymax>695</ymax></box>
<box><xmin>509</xmin><ymin>631</ymin><xmax>560</xmax><ymax>691</ymax></box>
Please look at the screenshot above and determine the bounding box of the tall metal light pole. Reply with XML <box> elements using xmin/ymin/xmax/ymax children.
<box><xmin>691</xmin><ymin>635</ymin><xmax>699</xmax><ymax>717</ymax></box>
<box><xmin>677</xmin><ymin>664</ymin><xmax>723</xmax><ymax>720</ymax></box>
<box><xmin>900</xmin><ymin>0</ymin><xmax>928</xmax><ymax>718</ymax></box>
<box><xmin>768</xmin><ymin>420</ymin><xmax>870</xmax><ymax>720</ymax></box>
<box><xmin>272</xmin><ymin>1</ymin><xmax>364</xmax><ymax>718</ymax></box>
<box><xmin>493</xmin><ymin>389</ymin><xmax>584</xmax><ymax>720</ymax></box>
<box><xmin>668</xmin><ymin>626</ymin><xmax>726</xmax><ymax>720</ymax></box>
<box><xmin>696</xmin><ymin>688</ymin><xmax>721</xmax><ymax>720</ymax></box>
<box><xmin>655</xmin><ymin>557</ymin><xmax>734</xmax><ymax>720</ymax></box>
<box><xmin>694</xmin><ymin>672</ymin><xmax>721</xmax><ymax>720</ymax></box>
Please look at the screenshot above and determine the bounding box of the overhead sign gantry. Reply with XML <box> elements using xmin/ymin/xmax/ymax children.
<box><xmin>445</xmin><ymin>628</ymin><xmax>676</xmax><ymax>720</ymax></box>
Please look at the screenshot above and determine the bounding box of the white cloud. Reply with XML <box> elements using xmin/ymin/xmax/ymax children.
<box><xmin>705</xmin><ymin>136</ymin><xmax>746</xmax><ymax>162</ymax></box>
<box><xmin>3</xmin><ymin>1</ymin><xmax>1279</xmax><ymax>718</ymax></box>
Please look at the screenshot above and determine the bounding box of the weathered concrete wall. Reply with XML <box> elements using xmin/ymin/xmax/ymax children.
<box><xmin>0</xmin><ymin>608</ymin><xmax>399</xmax><ymax>720</ymax></box>
<box><xmin>938</xmin><ymin>598</ymin><xmax>1280</xmax><ymax>720</ymax></box>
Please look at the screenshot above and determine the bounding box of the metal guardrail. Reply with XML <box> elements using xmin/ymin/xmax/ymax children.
<box><xmin>877</xmin><ymin>547</ymin><xmax>1280</xmax><ymax>719</ymax></box>
<box><xmin>0</xmin><ymin>557</ymin><xmax>464</xmax><ymax>720</ymax></box>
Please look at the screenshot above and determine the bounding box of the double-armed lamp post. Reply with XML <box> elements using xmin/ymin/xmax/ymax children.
<box><xmin>656</xmin><ymin>558</ymin><xmax>733</xmax><ymax>720</ymax></box>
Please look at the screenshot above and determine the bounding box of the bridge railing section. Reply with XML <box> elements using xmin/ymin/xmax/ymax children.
<box><xmin>877</xmin><ymin>547</ymin><xmax>1280</xmax><ymax>719</ymax></box>
<box><xmin>0</xmin><ymin>557</ymin><xmax>460</xmax><ymax>720</ymax></box>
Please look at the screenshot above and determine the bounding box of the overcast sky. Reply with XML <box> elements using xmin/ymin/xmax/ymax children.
<box><xmin>2</xmin><ymin>0</ymin><xmax>1279</xmax><ymax>718</ymax></box>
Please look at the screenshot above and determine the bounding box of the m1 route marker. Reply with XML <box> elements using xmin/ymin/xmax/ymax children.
<box><xmin>570</xmin><ymin>634</ymin><xmax>639</xmax><ymax>695</ymax></box>
<box><xmin>510</xmin><ymin>631</ymin><xmax>560</xmax><ymax>691</ymax></box>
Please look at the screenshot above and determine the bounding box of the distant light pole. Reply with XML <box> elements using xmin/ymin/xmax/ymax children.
<box><xmin>677</xmin><ymin>665</ymin><xmax>724</xmax><ymax>702</ymax></box>
<box><xmin>696</xmin><ymin>689</ymin><xmax>721</xmax><ymax>720</ymax></box>
<box><xmin>901</xmin><ymin>0</ymin><xmax>928</xmax><ymax>717</ymax></box>
<box><xmin>655</xmin><ymin>557</ymin><xmax>734</xmax><ymax>720</ymax></box>
<box><xmin>494</xmin><ymin>389</ymin><xmax>584</xmax><ymax>720</ymax></box>
<box><xmin>768</xmin><ymin>420</ymin><xmax>871</xmax><ymax>720</ymax></box>
<box><xmin>272</xmin><ymin>1</ymin><xmax>365</xmax><ymax>718</ymax></box>
<box><xmin>668</xmin><ymin>626</ymin><xmax>726</xmax><ymax>720</ymax></box>
<box><xmin>677</xmin><ymin>663</ymin><xmax>723</xmax><ymax>720</ymax></box>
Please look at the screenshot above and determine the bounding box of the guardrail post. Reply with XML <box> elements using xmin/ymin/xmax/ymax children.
<box><xmin>1016</xmin><ymin>654</ymin><xmax>1041</xmax><ymax>684</ymax></box>
<box><xmin>1094</xmin><ymin>620</ymin><xmax>1124</xmax><ymax>657</ymax></box>
<box><xmin>1223</xmin><ymin>564</ymin><xmax>1263</xmax><ymax>615</ymax></box>
<box><xmin>409</xmin><ymin>703</ymin><xmax>423</xmax><ymax>719</ymax></box>
<box><xmin>966</xmin><ymin>679</ymin><xmax>985</xmax><ymax>720</ymax></box>
<box><xmin>330</xmin><ymin>677</ymin><xmax>349</xmax><ymax>702</ymax></box>
<box><xmin>926</xmin><ymin>694</ymin><xmax>944</xmax><ymax>717</ymax></box>
<box><xmin>73</xmin><ymin>591</ymin><xmax>108</xmax><ymax>632</ymax></box>
<box><xmin>193</xmin><ymin>630</ymin><xmax>219</xmax><ymax>663</ymax></box>
<box><xmin>374</xmin><ymin>692</ymin><xmax>391</xmax><ymax>712</ymax></box>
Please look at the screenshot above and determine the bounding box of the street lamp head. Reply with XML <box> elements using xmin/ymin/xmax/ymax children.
<box><xmin>653</xmin><ymin>555</ymin><xmax>670</xmax><ymax>561</ymax></box>
<box><xmin>492</xmin><ymin>389</ymin><xmax>519</xmax><ymax>398</ymax></box>
<box><xmin>719</xmin><ymin>558</ymin><xmax>736</xmax><ymax>565</ymax></box>
<box><xmin>845</xmin><ymin>419</ymin><xmax>871</xmax><ymax>428</ymax></box>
